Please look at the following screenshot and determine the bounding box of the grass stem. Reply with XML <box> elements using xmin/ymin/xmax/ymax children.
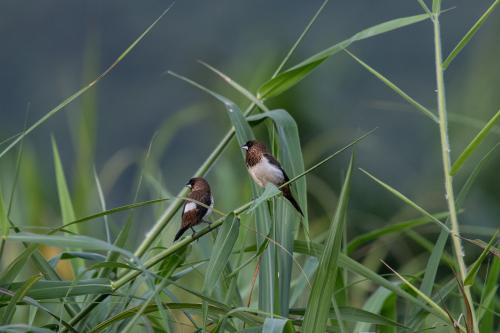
<box><xmin>432</xmin><ymin>9</ymin><xmax>478</xmax><ymax>332</ymax></box>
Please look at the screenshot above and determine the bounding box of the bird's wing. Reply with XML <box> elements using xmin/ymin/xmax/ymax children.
<box><xmin>181</xmin><ymin>190</ymin><xmax>211</xmax><ymax>228</ymax></box>
<box><xmin>264</xmin><ymin>153</ymin><xmax>289</xmax><ymax>182</ymax></box>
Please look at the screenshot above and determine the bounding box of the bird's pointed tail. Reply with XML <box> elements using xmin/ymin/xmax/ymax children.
<box><xmin>282</xmin><ymin>185</ymin><xmax>304</xmax><ymax>217</ymax></box>
<box><xmin>174</xmin><ymin>225</ymin><xmax>189</xmax><ymax>241</ymax></box>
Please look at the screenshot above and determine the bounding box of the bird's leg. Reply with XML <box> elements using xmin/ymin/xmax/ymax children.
<box><xmin>191</xmin><ymin>227</ymin><xmax>196</xmax><ymax>238</ymax></box>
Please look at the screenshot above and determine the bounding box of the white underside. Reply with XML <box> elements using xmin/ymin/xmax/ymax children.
<box><xmin>249</xmin><ymin>157</ymin><xmax>284</xmax><ymax>187</ymax></box>
<box><xmin>183</xmin><ymin>196</ymin><xmax>214</xmax><ymax>219</ymax></box>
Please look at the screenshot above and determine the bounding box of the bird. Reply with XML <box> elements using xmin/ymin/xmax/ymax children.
<box><xmin>241</xmin><ymin>140</ymin><xmax>304</xmax><ymax>216</ymax></box>
<box><xmin>174</xmin><ymin>177</ymin><xmax>214</xmax><ymax>241</ymax></box>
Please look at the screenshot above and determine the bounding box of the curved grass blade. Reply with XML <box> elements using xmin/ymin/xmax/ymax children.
<box><xmin>273</xmin><ymin>0</ymin><xmax>330</xmax><ymax>76</ymax></box>
<box><xmin>0</xmin><ymin>324</ymin><xmax>55</xmax><ymax>333</ymax></box>
<box><xmin>302</xmin><ymin>155</ymin><xmax>353</xmax><ymax>333</ymax></box>
<box><xmin>0</xmin><ymin>278</ymin><xmax>112</xmax><ymax>300</ymax></box>
<box><xmin>203</xmin><ymin>214</ymin><xmax>240</xmax><ymax>294</ymax></box>
<box><xmin>0</xmin><ymin>190</ymin><xmax>7</xmax><ymax>238</ymax></box>
<box><xmin>345</xmin><ymin>50</ymin><xmax>438</xmax><ymax>123</ymax></box>
<box><xmin>359</xmin><ymin>168</ymin><xmax>450</xmax><ymax>232</ymax></box>
<box><xmin>55</xmin><ymin>198</ymin><xmax>169</xmax><ymax>234</ymax></box>
<box><xmin>263</xmin><ymin>318</ymin><xmax>296</xmax><ymax>333</ymax></box>
<box><xmin>464</xmin><ymin>229</ymin><xmax>499</xmax><ymax>285</ymax></box>
<box><xmin>1</xmin><ymin>274</ymin><xmax>42</xmax><ymax>324</ymax></box>
<box><xmin>257</xmin><ymin>13</ymin><xmax>430</xmax><ymax>99</ymax></box>
<box><xmin>353</xmin><ymin>287</ymin><xmax>392</xmax><ymax>333</ymax></box>
<box><xmin>245</xmin><ymin>184</ymin><xmax>281</xmax><ymax>215</ymax></box>
<box><xmin>381</xmin><ymin>260</ymin><xmax>456</xmax><ymax>328</ymax></box>
<box><xmin>479</xmin><ymin>258</ymin><xmax>500</xmax><ymax>331</ymax></box>
<box><xmin>450</xmin><ymin>110</ymin><xmax>500</xmax><ymax>175</ymax></box>
<box><xmin>347</xmin><ymin>212</ymin><xmax>450</xmax><ymax>253</ymax></box>
<box><xmin>291</xmin><ymin>305</ymin><xmax>409</xmax><ymax>329</ymax></box>
<box><xmin>0</xmin><ymin>4</ymin><xmax>174</xmax><ymax>160</ymax></box>
<box><xmin>442</xmin><ymin>0</ymin><xmax>499</xmax><ymax>69</ymax></box>
<box><xmin>52</xmin><ymin>137</ymin><xmax>81</xmax><ymax>273</ymax></box>
<box><xmin>48</xmin><ymin>251</ymin><xmax>106</xmax><ymax>267</ymax></box>
<box><xmin>7</xmin><ymin>233</ymin><xmax>134</xmax><ymax>260</ymax></box>
<box><xmin>93</xmin><ymin>167</ymin><xmax>111</xmax><ymax>244</ymax></box>
<box><xmin>0</xmin><ymin>289</ymin><xmax>76</xmax><ymax>332</ymax></box>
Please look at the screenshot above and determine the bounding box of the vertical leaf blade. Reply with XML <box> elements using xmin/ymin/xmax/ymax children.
<box><xmin>302</xmin><ymin>155</ymin><xmax>353</xmax><ymax>333</ymax></box>
<box><xmin>203</xmin><ymin>214</ymin><xmax>240</xmax><ymax>294</ymax></box>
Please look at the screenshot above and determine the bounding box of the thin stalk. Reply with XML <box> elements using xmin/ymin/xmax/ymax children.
<box><xmin>432</xmin><ymin>10</ymin><xmax>477</xmax><ymax>332</ymax></box>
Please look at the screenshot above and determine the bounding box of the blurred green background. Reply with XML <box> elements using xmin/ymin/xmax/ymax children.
<box><xmin>0</xmin><ymin>0</ymin><xmax>498</xmax><ymax>266</ymax></box>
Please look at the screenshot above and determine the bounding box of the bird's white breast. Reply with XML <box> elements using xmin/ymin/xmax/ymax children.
<box><xmin>184</xmin><ymin>202</ymin><xmax>197</xmax><ymax>213</ymax></box>
<box><xmin>249</xmin><ymin>156</ymin><xmax>284</xmax><ymax>187</ymax></box>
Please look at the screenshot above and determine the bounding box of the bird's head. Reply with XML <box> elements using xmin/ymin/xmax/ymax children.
<box><xmin>185</xmin><ymin>177</ymin><xmax>211</xmax><ymax>192</ymax></box>
<box><xmin>241</xmin><ymin>140</ymin><xmax>266</xmax><ymax>155</ymax></box>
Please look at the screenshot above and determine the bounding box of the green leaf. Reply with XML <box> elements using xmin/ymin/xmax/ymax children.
<box><xmin>464</xmin><ymin>230</ymin><xmax>499</xmax><ymax>285</ymax></box>
<box><xmin>1</xmin><ymin>274</ymin><xmax>42</xmax><ymax>324</ymax></box>
<box><xmin>203</xmin><ymin>214</ymin><xmax>240</xmax><ymax>294</ymax></box>
<box><xmin>262</xmin><ymin>318</ymin><xmax>296</xmax><ymax>333</ymax></box>
<box><xmin>450</xmin><ymin>110</ymin><xmax>500</xmax><ymax>175</ymax></box>
<box><xmin>353</xmin><ymin>287</ymin><xmax>393</xmax><ymax>333</ymax></box>
<box><xmin>245</xmin><ymin>184</ymin><xmax>281</xmax><ymax>215</ymax></box>
<box><xmin>302</xmin><ymin>155</ymin><xmax>353</xmax><ymax>333</ymax></box>
<box><xmin>479</xmin><ymin>252</ymin><xmax>500</xmax><ymax>331</ymax></box>
<box><xmin>0</xmin><ymin>5</ymin><xmax>174</xmax><ymax>160</ymax></box>
<box><xmin>291</xmin><ymin>305</ymin><xmax>409</xmax><ymax>328</ymax></box>
<box><xmin>381</xmin><ymin>261</ymin><xmax>454</xmax><ymax>327</ymax></box>
<box><xmin>293</xmin><ymin>240</ymin><xmax>444</xmax><ymax>317</ymax></box>
<box><xmin>0</xmin><ymin>325</ymin><xmax>55</xmax><ymax>333</ymax></box>
<box><xmin>443</xmin><ymin>0</ymin><xmax>499</xmax><ymax>69</ymax></box>
<box><xmin>0</xmin><ymin>188</ymin><xmax>7</xmax><ymax>238</ymax></box>
<box><xmin>51</xmin><ymin>137</ymin><xmax>77</xmax><ymax>227</ymax></box>
<box><xmin>0</xmin><ymin>278</ymin><xmax>112</xmax><ymax>300</ymax></box>
<box><xmin>257</xmin><ymin>13</ymin><xmax>430</xmax><ymax>99</ymax></box>
<box><xmin>227</xmin><ymin>237</ymin><xmax>270</xmax><ymax>278</ymax></box>
<box><xmin>48</xmin><ymin>251</ymin><xmax>106</xmax><ymax>267</ymax></box>
<box><xmin>359</xmin><ymin>168</ymin><xmax>450</xmax><ymax>232</ymax></box>
<box><xmin>7</xmin><ymin>233</ymin><xmax>134</xmax><ymax>260</ymax></box>
<box><xmin>347</xmin><ymin>212</ymin><xmax>450</xmax><ymax>253</ymax></box>
<box><xmin>345</xmin><ymin>50</ymin><xmax>438</xmax><ymax>123</ymax></box>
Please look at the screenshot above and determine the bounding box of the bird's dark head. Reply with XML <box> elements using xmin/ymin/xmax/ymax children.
<box><xmin>185</xmin><ymin>177</ymin><xmax>211</xmax><ymax>192</ymax></box>
<box><xmin>241</xmin><ymin>140</ymin><xmax>267</xmax><ymax>154</ymax></box>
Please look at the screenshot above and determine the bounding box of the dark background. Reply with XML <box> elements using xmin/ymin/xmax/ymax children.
<box><xmin>0</xmin><ymin>0</ymin><xmax>498</xmax><ymax>241</ymax></box>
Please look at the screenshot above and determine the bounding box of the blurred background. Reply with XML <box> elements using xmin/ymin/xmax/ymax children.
<box><xmin>0</xmin><ymin>0</ymin><xmax>499</xmax><ymax>267</ymax></box>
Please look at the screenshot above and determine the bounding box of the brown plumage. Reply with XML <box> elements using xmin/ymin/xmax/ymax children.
<box><xmin>174</xmin><ymin>177</ymin><xmax>214</xmax><ymax>241</ymax></box>
<box><xmin>241</xmin><ymin>140</ymin><xmax>304</xmax><ymax>216</ymax></box>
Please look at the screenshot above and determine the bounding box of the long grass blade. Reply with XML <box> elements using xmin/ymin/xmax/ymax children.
<box><xmin>359</xmin><ymin>168</ymin><xmax>450</xmax><ymax>232</ymax></box>
<box><xmin>203</xmin><ymin>214</ymin><xmax>240</xmax><ymax>294</ymax></box>
<box><xmin>381</xmin><ymin>260</ymin><xmax>455</xmax><ymax>328</ymax></box>
<box><xmin>0</xmin><ymin>4</ymin><xmax>174</xmax><ymax>160</ymax></box>
<box><xmin>442</xmin><ymin>0</ymin><xmax>499</xmax><ymax>69</ymax></box>
<box><xmin>450</xmin><ymin>110</ymin><xmax>500</xmax><ymax>175</ymax></box>
<box><xmin>302</xmin><ymin>155</ymin><xmax>353</xmax><ymax>333</ymax></box>
<box><xmin>464</xmin><ymin>230</ymin><xmax>498</xmax><ymax>285</ymax></box>
<box><xmin>345</xmin><ymin>50</ymin><xmax>438</xmax><ymax>123</ymax></box>
<box><xmin>262</xmin><ymin>318</ymin><xmax>296</xmax><ymax>333</ymax></box>
<box><xmin>347</xmin><ymin>212</ymin><xmax>450</xmax><ymax>253</ymax></box>
<box><xmin>257</xmin><ymin>13</ymin><xmax>430</xmax><ymax>99</ymax></box>
<box><xmin>7</xmin><ymin>233</ymin><xmax>134</xmax><ymax>260</ymax></box>
<box><xmin>1</xmin><ymin>274</ymin><xmax>42</xmax><ymax>324</ymax></box>
<box><xmin>0</xmin><ymin>278</ymin><xmax>112</xmax><ymax>300</ymax></box>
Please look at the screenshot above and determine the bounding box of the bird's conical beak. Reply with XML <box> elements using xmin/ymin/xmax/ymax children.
<box><xmin>241</xmin><ymin>145</ymin><xmax>248</xmax><ymax>151</ymax></box>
